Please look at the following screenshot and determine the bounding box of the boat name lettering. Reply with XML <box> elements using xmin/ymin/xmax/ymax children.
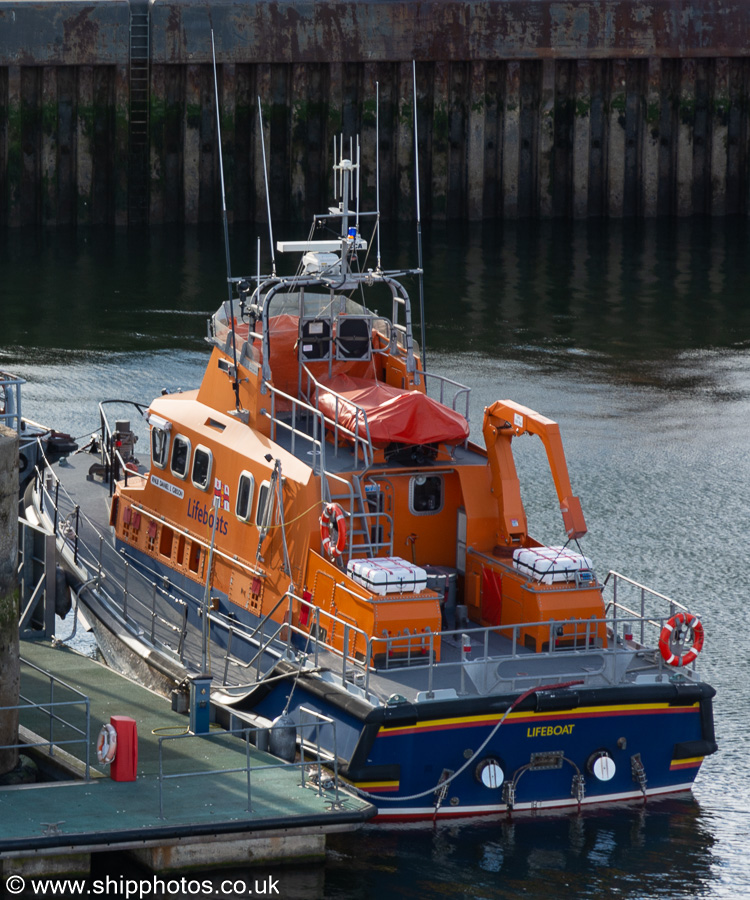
<box><xmin>526</xmin><ymin>724</ymin><xmax>575</xmax><ymax>738</ymax></box>
<box><xmin>150</xmin><ymin>475</ymin><xmax>185</xmax><ymax>499</ymax></box>
<box><xmin>187</xmin><ymin>498</ymin><xmax>229</xmax><ymax>535</ymax></box>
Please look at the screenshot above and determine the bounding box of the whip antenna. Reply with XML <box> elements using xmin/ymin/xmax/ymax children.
<box><xmin>211</xmin><ymin>30</ymin><xmax>241</xmax><ymax>411</ymax></box>
<box><xmin>413</xmin><ymin>60</ymin><xmax>426</xmax><ymax>373</ymax></box>
<box><xmin>258</xmin><ymin>97</ymin><xmax>276</xmax><ymax>276</ymax></box>
<box><xmin>376</xmin><ymin>81</ymin><xmax>381</xmax><ymax>270</ymax></box>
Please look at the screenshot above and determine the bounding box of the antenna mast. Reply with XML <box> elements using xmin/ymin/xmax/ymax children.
<box><xmin>211</xmin><ymin>30</ymin><xmax>241</xmax><ymax>411</ymax></box>
<box><xmin>376</xmin><ymin>81</ymin><xmax>382</xmax><ymax>270</ymax></box>
<box><xmin>413</xmin><ymin>61</ymin><xmax>427</xmax><ymax>373</ymax></box>
<box><xmin>258</xmin><ymin>97</ymin><xmax>277</xmax><ymax>276</ymax></box>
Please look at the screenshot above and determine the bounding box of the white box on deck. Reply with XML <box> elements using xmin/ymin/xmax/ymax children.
<box><xmin>347</xmin><ymin>557</ymin><xmax>428</xmax><ymax>596</ymax></box>
<box><xmin>512</xmin><ymin>546</ymin><xmax>594</xmax><ymax>585</ymax></box>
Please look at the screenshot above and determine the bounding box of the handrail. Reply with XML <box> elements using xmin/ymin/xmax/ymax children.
<box><xmin>301</xmin><ymin>364</ymin><xmax>375</xmax><ymax>468</ymax></box>
<box><xmin>603</xmin><ymin>569</ymin><xmax>689</xmax><ymax>613</ymax></box>
<box><xmin>421</xmin><ymin>369</ymin><xmax>471</xmax><ymax>421</ymax></box>
<box><xmin>97</xmin><ymin>399</ymin><xmax>149</xmax><ymax>496</ymax></box>
<box><xmin>0</xmin><ymin>371</ymin><xmax>24</xmax><ymax>435</ymax></box>
<box><xmin>36</xmin><ymin>453</ymin><xmax>697</xmax><ymax>704</ymax></box>
<box><xmin>3</xmin><ymin>658</ymin><xmax>93</xmax><ymax>779</ymax></box>
<box><xmin>602</xmin><ymin>569</ymin><xmax>689</xmax><ymax>647</ymax></box>
<box><xmin>156</xmin><ymin>710</ymin><xmax>340</xmax><ymax>818</ymax></box>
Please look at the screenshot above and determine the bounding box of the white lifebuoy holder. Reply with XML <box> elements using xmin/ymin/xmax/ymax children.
<box><xmin>659</xmin><ymin>612</ymin><xmax>704</xmax><ymax>667</ymax></box>
<box><xmin>320</xmin><ymin>503</ymin><xmax>347</xmax><ymax>558</ymax></box>
<box><xmin>96</xmin><ymin>723</ymin><xmax>118</xmax><ymax>765</ymax></box>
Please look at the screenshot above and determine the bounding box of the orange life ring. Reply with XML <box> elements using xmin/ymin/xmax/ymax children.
<box><xmin>320</xmin><ymin>503</ymin><xmax>347</xmax><ymax>558</ymax></box>
<box><xmin>659</xmin><ymin>612</ymin><xmax>704</xmax><ymax>667</ymax></box>
<box><xmin>96</xmin><ymin>723</ymin><xmax>118</xmax><ymax>765</ymax></box>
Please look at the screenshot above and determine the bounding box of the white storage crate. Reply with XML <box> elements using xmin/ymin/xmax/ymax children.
<box><xmin>347</xmin><ymin>557</ymin><xmax>427</xmax><ymax>596</ymax></box>
<box><xmin>512</xmin><ymin>546</ymin><xmax>594</xmax><ymax>585</ymax></box>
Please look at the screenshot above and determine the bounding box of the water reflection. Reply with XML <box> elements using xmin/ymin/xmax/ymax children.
<box><xmin>419</xmin><ymin>218</ymin><xmax>750</xmax><ymax>373</ymax></box>
<box><xmin>324</xmin><ymin>798</ymin><xmax>716</xmax><ymax>899</ymax></box>
<box><xmin>2</xmin><ymin>219</ymin><xmax>749</xmax><ymax>380</ymax></box>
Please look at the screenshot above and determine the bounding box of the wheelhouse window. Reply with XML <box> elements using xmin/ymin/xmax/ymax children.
<box><xmin>151</xmin><ymin>427</ymin><xmax>170</xmax><ymax>469</ymax></box>
<box><xmin>256</xmin><ymin>481</ymin><xmax>272</xmax><ymax>527</ymax></box>
<box><xmin>236</xmin><ymin>472</ymin><xmax>255</xmax><ymax>522</ymax></box>
<box><xmin>409</xmin><ymin>475</ymin><xmax>444</xmax><ymax>514</ymax></box>
<box><xmin>170</xmin><ymin>436</ymin><xmax>191</xmax><ymax>479</ymax></box>
<box><xmin>192</xmin><ymin>445</ymin><xmax>212</xmax><ymax>490</ymax></box>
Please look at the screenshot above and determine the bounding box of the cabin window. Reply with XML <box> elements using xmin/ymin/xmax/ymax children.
<box><xmin>256</xmin><ymin>481</ymin><xmax>272</xmax><ymax>527</ymax></box>
<box><xmin>151</xmin><ymin>427</ymin><xmax>170</xmax><ymax>469</ymax></box>
<box><xmin>192</xmin><ymin>445</ymin><xmax>212</xmax><ymax>490</ymax></box>
<box><xmin>236</xmin><ymin>472</ymin><xmax>255</xmax><ymax>522</ymax></box>
<box><xmin>171</xmin><ymin>436</ymin><xmax>191</xmax><ymax>479</ymax></box>
<box><xmin>409</xmin><ymin>475</ymin><xmax>444</xmax><ymax>515</ymax></box>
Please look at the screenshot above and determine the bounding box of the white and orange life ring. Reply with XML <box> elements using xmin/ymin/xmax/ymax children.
<box><xmin>96</xmin><ymin>723</ymin><xmax>118</xmax><ymax>765</ymax></box>
<box><xmin>659</xmin><ymin>612</ymin><xmax>704</xmax><ymax>667</ymax></box>
<box><xmin>320</xmin><ymin>503</ymin><xmax>347</xmax><ymax>558</ymax></box>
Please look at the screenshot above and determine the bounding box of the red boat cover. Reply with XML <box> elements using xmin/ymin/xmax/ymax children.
<box><xmin>316</xmin><ymin>374</ymin><xmax>470</xmax><ymax>447</ymax></box>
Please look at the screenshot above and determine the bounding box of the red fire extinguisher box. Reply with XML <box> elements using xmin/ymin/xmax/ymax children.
<box><xmin>110</xmin><ymin>715</ymin><xmax>138</xmax><ymax>782</ymax></box>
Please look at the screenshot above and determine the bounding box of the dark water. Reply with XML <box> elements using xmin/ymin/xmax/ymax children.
<box><xmin>2</xmin><ymin>219</ymin><xmax>749</xmax><ymax>898</ymax></box>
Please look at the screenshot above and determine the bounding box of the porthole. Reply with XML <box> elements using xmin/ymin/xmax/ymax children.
<box><xmin>409</xmin><ymin>474</ymin><xmax>444</xmax><ymax>515</ymax></box>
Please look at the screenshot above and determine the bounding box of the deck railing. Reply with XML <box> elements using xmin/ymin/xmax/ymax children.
<box><xmin>34</xmin><ymin>441</ymin><xmax>699</xmax><ymax>706</ymax></box>
<box><xmin>271</xmin><ymin>571</ymin><xmax>699</xmax><ymax>698</ymax></box>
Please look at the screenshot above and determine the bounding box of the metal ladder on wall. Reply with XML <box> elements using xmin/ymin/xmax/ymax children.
<box><xmin>324</xmin><ymin>474</ymin><xmax>393</xmax><ymax>560</ymax></box>
<box><xmin>128</xmin><ymin>2</ymin><xmax>150</xmax><ymax>223</ymax></box>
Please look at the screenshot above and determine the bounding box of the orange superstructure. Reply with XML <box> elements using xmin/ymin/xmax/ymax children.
<box><xmin>110</xmin><ymin>154</ymin><xmax>605</xmax><ymax>667</ymax></box>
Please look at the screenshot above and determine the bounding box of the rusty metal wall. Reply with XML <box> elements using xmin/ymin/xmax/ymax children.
<box><xmin>1</xmin><ymin>1</ymin><xmax>750</xmax><ymax>225</ymax></box>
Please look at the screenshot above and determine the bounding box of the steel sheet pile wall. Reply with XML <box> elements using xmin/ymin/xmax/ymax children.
<box><xmin>1</xmin><ymin>0</ymin><xmax>750</xmax><ymax>225</ymax></box>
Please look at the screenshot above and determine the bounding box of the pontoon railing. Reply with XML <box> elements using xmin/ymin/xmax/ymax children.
<box><xmin>0</xmin><ymin>371</ymin><xmax>24</xmax><ymax>435</ymax></box>
<box><xmin>155</xmin><ymin>707</ymin><xmax>340</xmax><ymax>819</ymax></box>
<box><xmin>0</xmin><ymin>658</ymin><xmax>92</xmax><ymax>779</ymax></box>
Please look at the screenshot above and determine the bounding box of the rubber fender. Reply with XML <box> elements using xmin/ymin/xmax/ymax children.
<box><xmin>269</xmin><ymin>713</ymin><xmax>297</xmax><ymax>762</ymax></box>
<box><xmin>54</xmin><ymin>564</ymin><xmax>72</xmax><ymax>619</ymax></box>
